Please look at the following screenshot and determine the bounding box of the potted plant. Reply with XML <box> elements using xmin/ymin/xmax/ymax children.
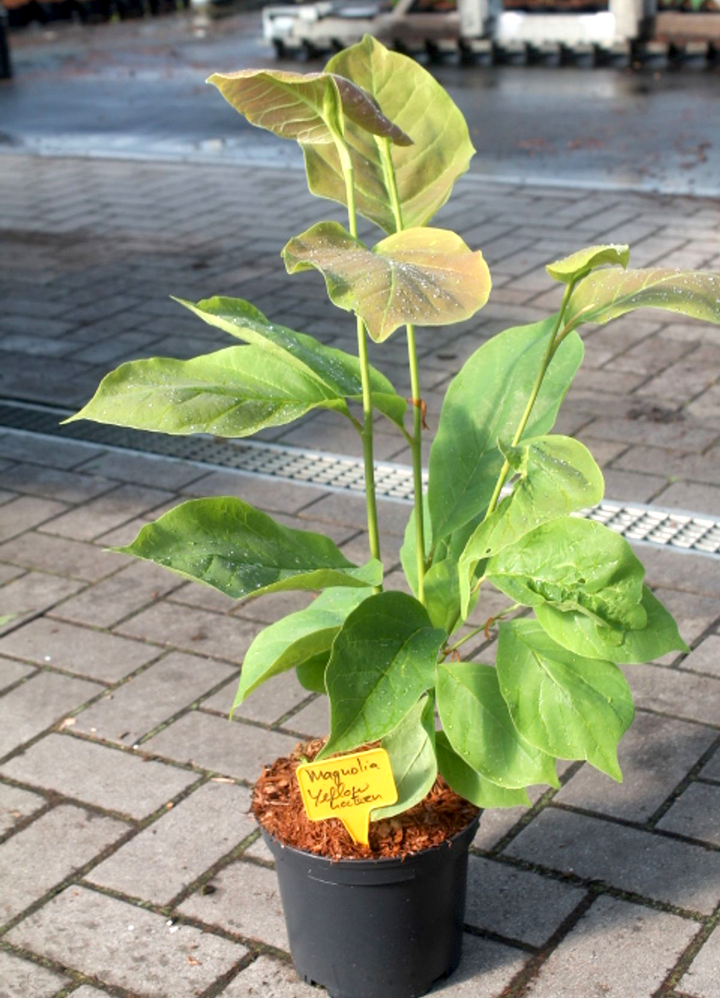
<box><xmin>68</xmin><ymin>36</ymin><xmax>720</xmax><ymax>998</ymax></box>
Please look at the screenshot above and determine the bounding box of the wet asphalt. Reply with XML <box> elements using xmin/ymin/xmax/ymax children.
<box><xmin>0</xmin><ymin>10</ymin><xmax>719</xmax><ymax>194</ymax></box>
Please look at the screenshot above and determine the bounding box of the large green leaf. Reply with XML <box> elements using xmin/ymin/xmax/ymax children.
<box><xmin>296</xmin><ymin>652</ymin><xmax>330</xmax><ymax>694</ymax></box>
<box><xmin>565</xmin><ymin>269</ymin><xmax>720</xmax><ymax>330</ymax></box>
<box><xmin>436</xmin><ymin>660</ymin><xmax>558</xmax><ymax>790</ymax></box>
<box><xmin>459</xmin><ymin>436</ymin><xmax>604</xmax><ymax>618</ymax></box>
<box><xmin>373</xmin><ymin>694</ymin><xmax>437</xmax><ymax>820</ymax></box>
<box><xmin>114</xmin><ymin>497</ymin><xmax>382</xmax><ymax>600</ymax></box>
<box><xmin>66</xmin><ymin>347</ymin><xmax>350</xmax><ymax>437</ymax></box>
<box><xmin>233</xmin><ymin>588</ymin><xmax>369</xmax><ymax>708</ymax></box>
<box><xmin>496</xmin><ymin>620</ymin><xmax>634</xmax><ymax>782</ymax></box>
<box><xmin>536</xmin><ymin>585</ymin><xmax>688</xmax><ymax>665</ymax></box>
<box><xmin>435</xmin><ymin>731</ymin><xmax>532</xmax><ymax>809</ymax></box>
<box><xmin>546</xmin><ymin>244</ymin><xmax>629</xmax><ymax>283</ymax></box>
<box><xmin>208</xmin><ymin>68</ymin><xmax>411</xmax><ymax>146</ymax></box>
<box><xmin>487</xmin><ymin>517</ymin><xmax>646</xmax><ymax>636</ymax></box>
<box><xmin>283</xmin><ymin>223</ymin><xmax>491</xmax><ymax>343</ymax></box>
<box><xmin>304</xmin><ymin>35</ymin><xmax>475</xmax><ymax>233</ymax></box>
<box><xmin>319</xmin><ymin>592</ymin><xmax>446</xmax><ymax>759</ymax></box>
<box><xmin>175</xmin><ymin>296</ymin><xmax>407</xmax><ymax>427</ymax></box>
<box><xmin>428</xmin><ymin>319</ymin><xmax>585</xmax><ymax>543</ymax></box>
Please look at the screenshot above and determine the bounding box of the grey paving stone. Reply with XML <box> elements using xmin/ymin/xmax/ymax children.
<box><xmin>700</xmin><ymin>750</ymin><xmax>720</xmax><ymax>781</ymax></box>
<box><xmin>0</xmin><ymin>464</ymin><xmax>115</xmax><ymax>505</ymax></box>
<box><xmin>54</xmin><ymin>560</ymin><xmax>182</xmax><ymax>628</ymax></box>
<box><xmin>77</xmin><ymin>452</ymin><xmax>205</xmax><ymax>491</ymax></box>
<box><xmin>0</xmin><ymin>563</ymin><xmax>23</xmax><ymax>584</ymax></box>
<box><xmin>0</xmin><ymin>670</ymin><xmax>102</xmax><ymax>759</ymax></box>
<box><xmin>638</xmin><ymin>546</ymin><xmax>720</xmax><ymax>599</ymax></box>
<box><xmin>88</xmin><ymin>781</ymin><xmax>254</xmax><ymax>904</ymax></box>
<box><xmin>243</xmin><ymin>835</ymin><xmax>274</xmax><ymax>863</ymax></box>
<box><xmin>179</xmin><ymin>860</ymin><xmax>288</xmax><ymax>949</ymax></box>
<box><xmin>42</xmin><ymin>484</ymin><xmax>174</xmax><ymax>541</ymax></box>
<box><xmin>471</xmin><ymin>785</ymin><xmax>547</xmax><ymax>852</ymax></box>
<box><xmin>657</xmin><ymin>783</ymin><xmax>720</xmax><ymax>846</ymax></box>
<box><xmin>117</xmin><ymin>601</ymin><xmax>260</xmax><ymax>664</ymax></box>
<box><xmin>554</xmin><ymin>712</ymin><xmax>717</xmax><ymax>822</ymax></box>
<box><xmin>144</xmin><ymin>711</ymin><xmax>299</xmax><ymax>781</ymax></box>
<box><xmin>202</xmin><ymin>670</ymin><xmax>309</xmax><ymax>726</ymax></box>
<box><xmin>5</xmin><ymin>885</ymin><xmax>246</xmax><ymax>998</ymax></box>
<box><xmin>624</xmin><ymin>663</ymin><xmax>720</xmax><ymax>728</ymax></box>
<box><xmin>0</xmin><ymin>495</ymin><xmax>69</xmax><ymax>543</ymax></box>
<box><xmin>429</xmin><ymin>935</ymin><xmax>529</xmax><ymax>997</ymax></box>
<box><xmin>0</xmin><ymin>735</ymin><xmax>197</xmax><ymax>819</ymax></box>
<box><xmin>65</xmin><ymin>988</ymin><xmax>107</xmax><ymax>998</ymax></box>
<box><xmin>299</xmin><ymin>493</ymin><xmax>411</xmax><ymax>537</ymax></box>
<box><xmin>284</xmin><ymin>695</ymin><xmax>329</xmax><ymax>738</ymax></box>
<box><xmin>682</xmin><ymin>635</ymin><xmax>720</xmax><ymax>679</ymax></box>
<box><xmin>182</xmin><ymin>471</ymin><xmax>327</xmax><ymax>515</ymax></box>
<box><xmin>0</xmin><ymin>433</ymin><xmax>100</xmax><ymax>470</ymax></box>
<box><xmin>234</xmin><ymin>589</ymin><xmax>316</xmax><ymax>626</ymax></box>
<box><xmin>74</xmin><ymin>652</ymin><xmax>234</xmax><ymax>744</ymax></box>
<box><xmin>0</xmin><ymin>804</ymin><xmax>126</xmax><ymax>924</ymax></box>
<box><xmin>651</xmin><ymin>587</ymin><xmax>720</xmax><ymax>648</ymax></box>
<box><xmin>0</xmin><ymin>950</ymin><xmax>70</xmax><ymax>998</ymax></box>
<box><xmin>655</xmin><ymin>481</ymin><xmax>720</xmax><ymax>516</ymax></box>
<box><xmin>0</xmin><ymin>782</ymin><xmax>45</xmax><ymax>837</ymax></box>
<box><xmin>0</xmin><ymin>572</ymin><xmax>84</xmax><ymax>636</ymax></box>
<box><xmin>465</xmin><ymin>857</ymin><xmax>584</xmax><ymax>947</ymax></box>
<box><xmin>169</xmin><ymin>579</ymin><xmax>242</xmax><ymax>614</ymax></box>
<box><xmin>678</xmin><ymin>925</ymin><xmax>720</xmax><ymax>998</ymax></box>
<box><xmin>0</xmin><ymin>531</ymin><xmax>116</xmax><ymax>582</ymax></box>
<box><xmin>524</xmin><ymin>896</ymin><xmax>698</xmax><ymax>998</ymax></box>
<box><xmin>602</xmin><ymin>468</ymin><xmax>666</xmax><ymax>503</ymax></box>
<box><xmin>220</xmin><ymin>955</ymin><xmax>317</xmax><ymax>997</ymax></box>
<box><xmin>0</xmin><ymin>618</ymin><xmax>160</xmax><ymax>684</ymax></box>
<box><xmin>505</xmin><ymin>807</ymin><xmax>720</xmax><ymax>914</ymax></box>
<box><xmin>0</xmin><ymin>656</ymin><xmax>34</xmax><ymax>691</ymax></box>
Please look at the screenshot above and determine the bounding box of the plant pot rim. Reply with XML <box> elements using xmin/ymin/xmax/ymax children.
<box><xmin>259</xmin><ymin>810</ymin><xmax>481</xmax><ymax>870</ymax></box>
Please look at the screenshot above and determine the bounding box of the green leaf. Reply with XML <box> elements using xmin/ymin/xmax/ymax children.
<box><xmin>66</xmin><ymin>347</ymin><xmax>350</xmax><ymax>437</ymax></box>
<box><xmin>232</xmin><ymin>588</ymin><xmax>369</xmax><ymax>708</ymax></box>
<box><xmin>174</xmin><ymin>295</ymin><xmax>407</xmax><ymax>428</ymax></box>
<box><xmin>497</xmin><ymin>619</ymin><xmax>634</xmax><ymax>782</ymax></box>
<box><xmin>436</xmin><ymin>660</ymin><xmax>558</xmax><ymax>790</ymax></box>
<box><xmin>283</xmin><ymin>222</ymin><xmax>491</xmax><ymax>343</ymax></box>
<box><xmin>459</xmin><ymin>436</ymin><xmax>604</xmax><ymax>617</ymax></box>
<box><xmin>487</xmin><ymin>516</ymin><xmax>646</xmax><ymax>635</ymax></box>
<box><xmin>296</xmin><ymin>653</ymin><xmax>329</xmax><ymax>694</ymax></box>
<box><xmin>546</xmin><ymin>244</ymin><xmax>629</xmax><ymax>283</ymax></box>
<box><xmin>565</xmin><ymin>269</ymin><xmax>720</xmax><ymax>330</ymax></box>
<box><xmin>372</xmin><ymin>694</ymin><xmax>437</xmax><ymax>820</ymax></box>
<box><xmin>428</xmin><ymin>319</ymin><xmax>585</xmax><ymax>543</ymax></box>
<box><xmin>435</xmin><ymin>731</ymin><xmax>532</xmax><ymax>809</ymax></box>
<box><xmin>319</xmin><ymin>592</ymin><xmax>446</xmax><ymax>759</ymax></box>
<box><xmin>400</xmin><ymin>499</ymin><xmax>483</xmax><ymax>633</ymax></box>
<box><xmin>114</xmin><ymin>497</ymin><xmax>382</xmax><ymax>601</ymax></box>
<box><xmin>303</xmin><ymin>35</ymin><xmax>475</xmax><ymax>233</ymax></box>
<box><xmin>536</xmin><ymin>585</ymin><xmax>688</xmax><ymax>665</ymax></box>
<box><xmin>208</xmin><ymin>68</ymin><xmax>412</xmax><ymax>146</ymax></box>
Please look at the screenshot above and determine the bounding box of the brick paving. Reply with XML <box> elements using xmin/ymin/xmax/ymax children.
<box><xmin>0</xmin><ymin>153</ymin><xmax>719</xmax><ymax>996</ymax></box>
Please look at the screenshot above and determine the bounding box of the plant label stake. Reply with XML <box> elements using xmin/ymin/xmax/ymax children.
<box><xmin>296</xmin><ymin>747</ymin><xmax>398</xmax><ymax>846</ymax></box>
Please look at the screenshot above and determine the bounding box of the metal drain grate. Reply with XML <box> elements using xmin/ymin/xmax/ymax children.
<box><xmin>1</xmin><ymin>399</ymin><xmax>718</xmax><ymax>558</ymax></box>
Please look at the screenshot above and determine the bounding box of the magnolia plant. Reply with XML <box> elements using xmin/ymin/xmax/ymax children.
<box><xmin>70</xmin><ymin>37</ymin><xmax>720</xmax><ymax>818</ymax></box>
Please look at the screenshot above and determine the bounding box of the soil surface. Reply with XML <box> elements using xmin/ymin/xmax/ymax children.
<box><xmin>252</xmin><ymin>739</ymin><xmax>480</xmax><ymax>861</ymax></box>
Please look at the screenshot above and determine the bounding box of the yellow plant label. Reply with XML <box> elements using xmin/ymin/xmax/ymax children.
<box><xmin>296</xmin><ymin>747</ymin><xmax>398</xmax><ymax>847</ymax></box>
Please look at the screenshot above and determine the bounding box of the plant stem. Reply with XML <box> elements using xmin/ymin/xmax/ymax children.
<box><xmin>380</xmin><ymin>137</ymin><xmax>427</xmax><ymax>604</ymax></box>
<box><xmin>334</xmin><ymin>133</ymin><xmax>382</xmax><ymax>571</ymax></box>
<box><xmin>445</xmin><ymin>603</ymin><xmax>522</xmax><ymax>655</ymax></box>
<box><xmin>483</xmin><ymin>280</ymin><xmax>576</xmax><ymax>519</ymax></box>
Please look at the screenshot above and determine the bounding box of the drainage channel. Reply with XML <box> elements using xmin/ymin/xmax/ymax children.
<box><xmin>1</xmin><ymin>399</ymin><xmax>719</xmax><ymax>559</ymax></box>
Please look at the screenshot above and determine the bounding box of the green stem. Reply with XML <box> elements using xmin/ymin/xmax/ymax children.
<box><xmin>483</xmin><ymin>280</ymin><xmax>577</xmax><ymax>519</ymax></box>
<box><xmin>445</xmin><ymin>603</ymin><xmax>521</xmax><ymax>655</ymax></box>
<box><xmin>334</xmin><ymin>132</ymin><xmax>382</xmax><ymax>572</ymax></box>
<box><xmin>379</xmin><ymin>137</ymin><xmax>427</xmax><ymax>604</ymax></box>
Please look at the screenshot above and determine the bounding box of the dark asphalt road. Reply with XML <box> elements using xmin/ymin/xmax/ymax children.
<box><xmin>1</xmin><ymin>11</ymin><xmax>719</xmax><ymax>194</ymax></box>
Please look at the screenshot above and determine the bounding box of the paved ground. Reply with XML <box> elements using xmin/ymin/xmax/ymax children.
<box><xmin>3</xmin><ymin>12</ymin><xmax>720</xmax><ymax>194</ymax></box>
<box><xmin>1</xmin><ymin>150</ymin><xmax>720</xmax><ymax>997</ymax></box>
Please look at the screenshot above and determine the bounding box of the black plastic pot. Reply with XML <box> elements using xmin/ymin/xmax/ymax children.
<box><xmin>261</xmin><ymin>813</ymin><xmax>481</xmax><ymax>998</ymax></box>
